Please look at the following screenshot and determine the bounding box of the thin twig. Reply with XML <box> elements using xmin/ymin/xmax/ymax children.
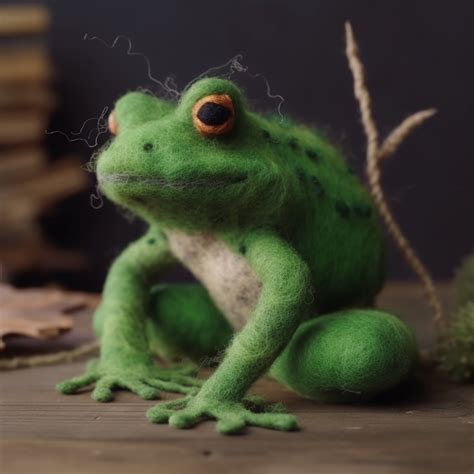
<box><xmin>0</xmin><ymin>340</ymin><xmax>99</xmax><ymax>370</ymax></box>
<box><xmin>345</xmin><ymin>23</ymin><xmax>379</xmax><ymax>160</ymax></box>
<box><xmin>378</xmin><ymin>109</ymin><xmax>437</xmax><ymax>162</ymax></box>
<box><xmin>344</xmin><ymin>21</ymin><xmax>444</xmax><ymax>328</ymax></box>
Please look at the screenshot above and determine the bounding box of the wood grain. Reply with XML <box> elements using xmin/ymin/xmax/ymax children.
<box><xmin>0</xmin><ymin>47</ymin><xmax>51</xmax><ymax>84</ymax></box>
<box><xmin>0</xmin><ymin>283</ymin><xmax>472</xmax><ymax>474</ymax></box>
<box><xmin>0</xmin><ymin>5</ymin><xmax>50</xmax><ymax>36</ymax></box>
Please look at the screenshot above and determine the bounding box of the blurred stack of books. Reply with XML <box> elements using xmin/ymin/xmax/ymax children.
<box><xmin>0</xmin><ymin>4</ymin><xmax>88</xmax><ymax>281</ymax></box>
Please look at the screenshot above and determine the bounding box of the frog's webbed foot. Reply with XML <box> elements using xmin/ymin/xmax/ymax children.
<box><xmin>56</xmin><ymin>359</ymin><xmax>202</xmax><ymax>402</ymax></box>
<box><xmin>147</xmin><ymin>394</ymin><xmax>298</xmax><ymax>434</ymax></box>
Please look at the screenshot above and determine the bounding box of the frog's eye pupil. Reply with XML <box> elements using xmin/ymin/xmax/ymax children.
<box><xmin>197</xmin><ymin>102</ymin><xmax>232</xmax><ymax>126</ymax></box>
<box><xmin>192</xmin><ymin>94</ymin><xmax>235</xmax><ymax>137</ymax></box>
<box><xmin>143</xmin><ymin>143</ymin><xmax>153</xmax><ymax>152</ymax></box>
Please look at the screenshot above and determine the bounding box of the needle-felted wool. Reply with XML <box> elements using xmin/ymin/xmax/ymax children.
<box><xmin>57</xmin><ymin>77</ymin><xmax>418</xmax><ymax>434</ymax></box>
<box><xmin>437</xmin><ymin>253</ymin><xmax>474</xmax><ymax>382</ymax></box>
<box><xmin>271</xmin><ymin>309</ymin><xmax>418</xmax><ymax>402</ymax></box>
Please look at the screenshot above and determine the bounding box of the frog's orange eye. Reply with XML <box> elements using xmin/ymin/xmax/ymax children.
<box><xmin>108</xmin><ymin>111</ymin><xmax>118</xmax><ymax>135</ymax></box>
<box><xmin>192</xmin><ymin>94</ymin><xmax>235</xmax><ymax>137</ymax></box>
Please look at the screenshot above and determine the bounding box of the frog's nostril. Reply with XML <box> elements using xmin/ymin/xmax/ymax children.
<box><xmin>108</xmin><ymin>111</ymin><xmax>118</xmax><ymax>135</ymax></box>
<box><xmin>143</xmin><ymin>143</ymin><xmax>154</xmax><ymax>152</ymax></box>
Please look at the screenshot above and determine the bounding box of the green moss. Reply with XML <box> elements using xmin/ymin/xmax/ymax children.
<box><xmin>437</xmin><ymin>253</ymin><xmax>474</xmax><ymax>382</ymax></box>
<box><xmin>437</xmin><ymin>303</ymin><xmax>474</xmax><ymax>382</ymax></box>
<box><xmin>455</xmin><ymin>254</ymin><xmax>474</xmax><ymax>307</ymax></box>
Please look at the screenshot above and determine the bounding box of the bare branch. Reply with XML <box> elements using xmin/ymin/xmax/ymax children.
<box><xmin>378</xmin><ymin>109</ymin><xmax>437</xmax><ymax>162</ymax></box>
<box><xmin>344</xmin><ymin>22</ymin><xmax>379</xmax><ymax>161</ymax></box>
<box><xmin>344</xmin><ymin>21</ymin><xmax>444</xmax><ymax>327</ymax></box>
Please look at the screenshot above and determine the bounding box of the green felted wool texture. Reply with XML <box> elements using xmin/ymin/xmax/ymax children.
<box><xmin>437</xmin><ymin>253</ymin><xmax>474</xmax><ymax>382</ymax></box>
<box><xmin>96</xmin><ymin>78</ymin><xmax>385</xmax><ymax>314</ymax></box>
<box><xmin>57</xmin><ymin>77</ymin><xmax>414</xmax><ymax>434</ymax></box>
<box><xmin>147</xmin><ymin>231</ymin><xmax>312</xmax><ymax>433</ymax></box>
<box><xmin>146</xmin><ymin>283</ymin><xmax>233</xmax><ymax>362</ymax></box>
<box><xmin>57</xmin><ymin>230</ymin><xmax>203</xmax><ymax>402</ymax></box>
<box><xmin>271</xmin><ymin>309</ymin><xmax>418</xmax><ymax>402</ymax></box>
<box><xmin>455</xmin><ymin>254</ymin><xmax>474</xmax><ymax>307</ymax></box>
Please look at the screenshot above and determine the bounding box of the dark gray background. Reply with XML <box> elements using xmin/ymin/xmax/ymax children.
<box><xmin>14</xmin><ymin>0</ymin><xmax>474</xmax><ymax>290</ymax></box>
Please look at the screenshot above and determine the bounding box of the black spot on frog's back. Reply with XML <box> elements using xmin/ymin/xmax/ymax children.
<box><xmin>261</xmin><ymin>129</ymin><xmax>281</xmax><ymax>145</ymax></box>
<box><xmin>296</xmin><ymin>167</ymin><xmax>306</xmax><ymax>182</ymax></box>
<box><xmin>310</xmin><ymin>176</ymin><xmax>325</xmax><ymax>197</ymax></box>
<box><xmin>305</xmin><ymin>148</ymin><xmax>322</xmax><ymax>163</ymax></box>
<box><xmin>296</xmin><ymin>168</ymin><xmax>325</xmax><ymax>198</ymax></box>
<box><xmin>335</xmin><ymin>201</ymin><xmax>374</xmax><ymax>221</ymax></box>
<box><xmin>288</xmin><ymin>137</ymin><xmax>300</xmax><ymax>151</ymax></box>
<box><xmin>335</xmin><ymin>200</ymin><xmax>351</xmax><ymax>218</ymax></box>
<box><xmin>352</xmin><ymin>203</ymin><xmax>373</xmax><ymax>218</ymax></box>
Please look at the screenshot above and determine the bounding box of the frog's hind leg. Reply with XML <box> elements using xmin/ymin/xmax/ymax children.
<box><xmin>147</xmin><ymin>283</ymin><xmax>234</xmax><ymax>364</ymax></box>
<box><xmin>270</xmin><ymin>309</ymin><xmax>418</xmax><ymax>402</ymax></box>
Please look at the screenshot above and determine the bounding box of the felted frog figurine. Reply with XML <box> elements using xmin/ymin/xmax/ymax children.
<box><xmin>57</xmin><ymin>78</ymin><xmax>418</xmax><ymax>434</ymax></box>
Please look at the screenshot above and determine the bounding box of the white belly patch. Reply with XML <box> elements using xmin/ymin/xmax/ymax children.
<box><xmin>165</xmin><ymin>230</ymin><xmax>262</xmax><ymax>330</ymax></box>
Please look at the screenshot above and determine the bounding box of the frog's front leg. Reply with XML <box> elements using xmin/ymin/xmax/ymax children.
<box><xmin>147</xmin><ymin>232</ymin><xmax>312</xmax><ymax>433</ymax></box>
<box><xmin>57</xmin><ymin>228</ymin><xmax>202</xmax><ymax>402</ymax></box>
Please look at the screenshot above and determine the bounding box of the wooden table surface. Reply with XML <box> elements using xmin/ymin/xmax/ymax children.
<box><xmin>1</xmin><ymin>283</ymin><xmax>473</xmax><ymax>474</ymax></box>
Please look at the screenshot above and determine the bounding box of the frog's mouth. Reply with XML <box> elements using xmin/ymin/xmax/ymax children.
<box><xmin>98</xmin><ymin>174</ymin><xmax>247</xmax><ymax>189</ymax></box>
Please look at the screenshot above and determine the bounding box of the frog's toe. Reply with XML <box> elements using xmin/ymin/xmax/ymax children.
<box><xmin>56</xmin><ymin>359</ymin><xmax>100</xmax><ymax>395</ymax></box>
<box><xmin>91</xmin><ymin>377</ymin><xmax>116</xmax><ymax>402</ymax></box>
<box><xmin>210</xmin><ymin>402</ymin><xmax>297</xmax><ymax>434</ymax></box>
<box><xmin>89</xmin><ymin>375</ymin><xmax>159</xmax><ymax>402</ymax></box>
<box><xmin>121</xmin><ymin>379</ymin><xmax>161</xmax><ymax>400</ymax></box>
<box><xmin>215</xmin><ymin>413</ymin><xmax>247</xmax><ymax>434</ymax></box>
<box><xmin>56</xmin><ymin>372</ymin><xmax>99</xmax><ymax>394</ymax></box>
<box><xmin>147</xmin><ymin>396</ymin><xmax>298</xmax><ymax>434</ymax></box>
<box><xmin>169</xmin><ymin>410</ymin><xmax>202</xmax><ymax>429</ymax></box>
<box><xmin>244</xmin><ymin>412</ymin><xmax>298</xmax><ymax>431</ymax></box>
<box><xmin>147</xmin><ymin>396</ymin><xmax>191</xmax><ymax>424</ymax></box>
<box><xmin>147</xmin><ymin>407</ymin><xmax>174</xmax><ymax>423</ymax></box>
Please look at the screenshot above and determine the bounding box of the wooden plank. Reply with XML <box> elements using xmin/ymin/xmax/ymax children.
<box><xmin>0</xmin><ymin>157</ymin><xmax>89</xmax><ymax>228</ymax></box>
<box><xmin>0</xmin><ymin>84</ymin><xmax>56</xmax><ymax>110</ymax></box>
<box><xmin>1</xmin><ymin>363</ymin><xmax>472</xmax><ymax>474</ymax></box>
<box><xmin>0</xmin><ymin>146</ymin><xmax>47</xmax><ymax>183</ymax></box>
<box><xmin>0</xmin><ymin>5</ymin><xmax>50</xmax><ymax>37</ymax></box>
<box><xmin>0</xmin><ymin>111</ymin><xmax>48</xmax><ymax>145</ymax></box>
<box><xmin>0</xmin><ymin>46</ymin><xmax>51</xmax><ymax>83</ymax></box>
<box><xmin>0</xmin><ymin>157</ymin><xmax>88</xmax><ymax>202</ymax></box>
<box><xmin>0</xmin><ymin>284</ymin><xmax>472</xmax><ymax>474</ymax></box>
<box><xmin>2</xmin><ymin>416</ymin><xmax>471</xmax><ymax>474</ymax></box>
<box><xmin>0</xmin><ymin>242</ymin><xmax>85</xmax><ymax>277</ymax></box>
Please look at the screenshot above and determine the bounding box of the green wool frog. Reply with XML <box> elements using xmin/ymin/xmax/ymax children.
<box><xmin>57</xmin><ymin>78</ymin><xmax>418</xmax><ymax>434</ymax></box>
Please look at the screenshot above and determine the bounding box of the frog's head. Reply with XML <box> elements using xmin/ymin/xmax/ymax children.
<box><xmin>97</xmin><ymin>78</ymin><xmax>296</xmax><ymax>230</ymax></box>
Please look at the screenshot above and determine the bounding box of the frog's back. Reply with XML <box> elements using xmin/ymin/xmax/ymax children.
<box><xmin>261</xmin><ymin>116</ymin><xmax>385</xmax><ymax>312</ymax></box>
